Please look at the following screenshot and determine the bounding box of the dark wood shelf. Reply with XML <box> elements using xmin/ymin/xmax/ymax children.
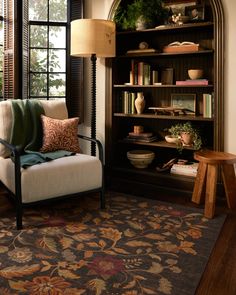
<box><xmin>117</xmin><ymin>22</ymin><xmax>214</xmax><ymax>35</ymax></box>
<box><xmin>114</xmin><ymin>84</ymin><xmax>214</xmax><ymax>88</ymax></box>
<box><xmin>119</xmin><ymin>139</ymin><xmax>197</xmax><ymax>150</ymax></box>
<box><xmin>114</xmin><ymin>113</ymin><xmax>214</xmax><ymax>121</ymax></box>
<box><xmin>118</xmin><ymin>50</ymin><xmax>214</xmax><ymax>59</ymax></box>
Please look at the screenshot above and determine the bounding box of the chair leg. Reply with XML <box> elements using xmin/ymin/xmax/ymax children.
<box><xmin>16</xmin><ymin>202</ymin><xmax>23</xmax><ymax>230</ymax></box>
<box><xmin>100</xmin><ymin>189</ymin><xmax>105</xmax><ymax>209</ymax></box>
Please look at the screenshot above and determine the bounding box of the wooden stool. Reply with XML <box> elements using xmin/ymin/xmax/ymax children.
<box><xmin>192</xmin><ymin>150</ymin><xmax>236</xmax><ymax>218</ymax></box>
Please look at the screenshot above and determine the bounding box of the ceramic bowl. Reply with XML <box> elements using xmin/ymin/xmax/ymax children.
<box><xmin>188</xmin><ymin>69</ymin><xmax>203</xmax><ymax>80</ymax></box>
<box><xmin>127</xmin><ymin>150</ymin><xmax>155</xmax><ymax>169</ymax></box>
<box><xmin>165</xmin><ymin>135</ymin><xmax>180</xmax><ymax>144</ymax></box>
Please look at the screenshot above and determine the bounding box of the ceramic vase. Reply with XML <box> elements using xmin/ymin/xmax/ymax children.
<box><xmin>135</xmin><ymin>92</ymin><xmax>145</xmax><ymax>114</ymax></box>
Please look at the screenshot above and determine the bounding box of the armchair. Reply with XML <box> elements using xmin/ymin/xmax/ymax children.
<box><xmin>0</xmin><ymin>100</ymin><xmax>105</xmax><ymax>229</ymax></box>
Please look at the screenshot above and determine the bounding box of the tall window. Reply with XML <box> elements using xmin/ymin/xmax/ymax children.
<box><xmin>1</xmin><ymin>0</ymin><xmax>84</xmax><ymax>119</ymax></box>
<box><xmin>28</xmin><ymin>0</ymin><xmax>67</xmax><ymax>100</ymax></box>
<box><xmin>0</xmin><ymin>1</ymin><xmax>3</xmax><ymax>99</ymax></box>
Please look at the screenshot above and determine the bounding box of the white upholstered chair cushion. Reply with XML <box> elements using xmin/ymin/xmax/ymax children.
<box><xmin>0</xmin><ymin>154</ymin><xmax>102</xmax><ymax>203</ymax></box>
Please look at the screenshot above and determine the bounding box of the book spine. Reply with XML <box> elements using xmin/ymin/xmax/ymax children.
<box><xmin>203</xmin><ymin>93</ymin><xmax>212</xmax><ymax>118</ymax></box>
<box><xmin>138</xmin><ymin>62</ymin><xmax>144</xmax><ymax>85</ymax></box>
<box><xmin>143</xmin><ymin>63</ymin><xmax>151</xmax><ymax>85</ymax></box>
<box><xmin>131</xmin><ymin>92</ymin><xmax>136</xmax><ymax>114</ymax></box>
<box><xmin>176</xmin><ymin>80</ymin><xmax>209</xmax><ymax>85</ymax></box>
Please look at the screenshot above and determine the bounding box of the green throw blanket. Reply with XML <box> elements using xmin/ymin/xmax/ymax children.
<box><xmin>10</xmin><ymin>100</ymin><xmax>74</xmax><ymax>168</ymax></box>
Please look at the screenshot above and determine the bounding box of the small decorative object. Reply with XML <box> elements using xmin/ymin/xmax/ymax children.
<box><xmin>188</xmin><ymin>69</ymin><xmax>204</xmax><ymax>80</ymax></box>
<box><xmin>136</xmin><ymin>16</ymin><xmax>149</xmax><ymax>30</ymax></box>
<box><xmin>133</xmin><ymin>125</ymin><xmax>144</xmax><ymax>134</ymax></box>
<box><xmin>139</xmin><ymin>41</ymin><xmax>149</xmax><ymax>50</ymax></box>
<box><xmin>135</xmin><ymin>92</ymin><xmax>145</xmax><ymax>114</ymax></box>
<box><xmin>163</xmin><ymin>41</ymin><xmax>199</xmax><ymax>53</ymax></box>
<box><xmin>185</xmin><ymin>5</ymin><xmax>205</xmax><ymax>22</ymax></box>
<box><xmin>171</xmin><ymin>93</ymin><xmax>196</xmax><ymax>115</ymax></box>
<box><xmin>127</xmin><ymin>150</ymin><xmax>155</xmax><ymax>169</ymax></box>
<box><xmin>171</xmin><ymin>13</ymin><xmax>190</xmax><ymax>25</ymax></box>
<box><xmin>168</xmin><ymin>121</ymin><xmax>202</xmax><ymax>152</ymax></box>
<box><xmin>161</xmin><ymin>68</ymin><xmax>174</xmax><ymax>85</ymax></box>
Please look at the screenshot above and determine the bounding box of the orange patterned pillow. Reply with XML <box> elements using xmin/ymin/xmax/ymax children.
<box><xmin>40</xmin><ymin>115</ymin><xmax>80</xmax><ymax>153</ymax></box>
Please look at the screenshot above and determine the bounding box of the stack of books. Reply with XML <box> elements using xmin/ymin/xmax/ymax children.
<box><xmin>176</xmin><ymin>79</ymin><xmax>209</xmax><ymax>86</ymax></box>
<box><xmin>170</xmin><ymin>162</ymin><xmax>199</xmax><ymax>177</ymax></box>
<box><xmin>125</xmin><ymin>132</ymin><xmax>157</xmax><ymax>143</ymax></box>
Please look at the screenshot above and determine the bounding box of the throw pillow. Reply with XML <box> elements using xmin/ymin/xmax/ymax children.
<box><xmin>40</xmin><ymin>115</ymin><xmax>80</xmax><ymax>153</ymax></box>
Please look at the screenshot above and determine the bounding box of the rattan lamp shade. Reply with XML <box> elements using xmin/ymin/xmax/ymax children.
<box><xmin>70</xmin><ymin>19</ymin><xmax>116</xmax><ymax>57</ymax></box>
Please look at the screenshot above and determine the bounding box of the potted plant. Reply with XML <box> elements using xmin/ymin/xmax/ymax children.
<box><xmin>168</xmin><ymin>121</ymin><xmax>202</xmax><ymax>152</ymax></box>
<box><xmin>114</xmin><ymin>0</ymin><xmax>169</xmax><ymax>31</ymax></box>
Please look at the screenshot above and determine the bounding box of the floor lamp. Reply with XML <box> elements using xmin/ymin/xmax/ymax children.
<box><xmin>70</xmin><ymin>19</ymin><xmax>116</xmax><ymax>156</ymax></box>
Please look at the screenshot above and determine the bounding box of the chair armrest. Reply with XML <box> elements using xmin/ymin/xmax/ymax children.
<box><xmin>77</xmin><ymin>134</ymin><xmax>104</xmax><ymax>164</ymax></box>
<box><xmin>0</xmin><ymin>137</ymin><xmax>22</xmax><ymax>202</ymax></box>
<box><xmin>0</xmin><ymin>138</ymin><xmax>21</xmax><ymax>160</ymax></box>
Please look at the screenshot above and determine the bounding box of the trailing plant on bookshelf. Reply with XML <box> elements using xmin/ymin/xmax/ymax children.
<box><xmin>168</xmin><ymin>122</ymin><xmax>202</xmax><ymax>152</ymax></box>
<box><xmin>114</xmin><ymin>0</ymin><xmax>169</xmax><ymax>31</ymax></box>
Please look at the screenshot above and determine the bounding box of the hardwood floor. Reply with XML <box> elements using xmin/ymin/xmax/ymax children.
<box><xmin>0</xmin><ymin>183</ymin><xmax>235</xmax><ymax>294</ymax></box>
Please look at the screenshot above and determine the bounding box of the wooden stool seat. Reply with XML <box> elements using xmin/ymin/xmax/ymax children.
<box><xmin>192</xmin><ymin>150</ymin><xmax>236</xmax><ymax>218</ymax></box>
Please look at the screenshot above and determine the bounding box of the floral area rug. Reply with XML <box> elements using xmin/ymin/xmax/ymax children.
<box><xmin>0</xmin><ymin>192</ymin><xmax>226</xmax><ymax>295</ymax></box>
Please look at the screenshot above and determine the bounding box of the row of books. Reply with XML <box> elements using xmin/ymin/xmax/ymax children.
<box><xmin>170</xmin><ymin>162</ymin><xmax>199</xmax><ymax>177</ymax></box>
<box><xmin>203</xmin><ymin>93</ymin><xmax>213</xmax><ymax>118</ymax></box>
<box><xmin>130</xmin><ymin>60</ymin><xmax>153</xmax><ymax>86</ymax></box>
<box><xmin>121</xmin><ymin>91</ymin><xmax>136</xmax><ymax>114</ymax></box>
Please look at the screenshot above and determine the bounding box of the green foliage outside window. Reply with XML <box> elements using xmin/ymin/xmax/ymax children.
<box><xmin>29</xmin><ymin>0</ymin><xmax>67</xmax><ymax>99</ymax></box>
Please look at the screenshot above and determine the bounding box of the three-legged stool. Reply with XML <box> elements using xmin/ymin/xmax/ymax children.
<box><xmin>192</xmin><ymin>150</ymin><xmax>236</xmax><ymax>218</ymax></box>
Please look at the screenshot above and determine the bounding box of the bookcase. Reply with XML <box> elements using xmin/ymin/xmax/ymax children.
<box><xmin>105</xmin><ymin>13</ymin><xmax>224</xmax><ymax>197</ymax></box>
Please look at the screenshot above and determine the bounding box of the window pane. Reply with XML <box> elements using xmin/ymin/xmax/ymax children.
<box><xmin>29</xmin><ymin>0</ymin><xmax>48</xmax><ymax>21</ymax></box>
<box><xmin>49</xmin><ymin>49</ymin><xmax>65</xmax><ymax>72</ymax></box>
<box><xmin>49</xmin><ymin>0</ymin><xmax>67</xmax><ymax>22</ymax></box>
<box><xmin>0</xmin><ymin>21</ymin><xmax>3</xmax><ymax>45</ymax></box>
<box><xmin>49</xmin><ymin>26</ymin><xmax>66</xmax><ymax>48</ymax></box>
<box><xmin>49</xmin><ymin>74</ymin><xmax>65</xmax><ymax>96</ymax></box>
<box><xmin>30</xmin><ymin>74</ymin><xmax>47</xmax><ymax>96</ymax></box>
<box><xmin>30</xmin><ymin>25</ymin><xmax>48</xmax><ymax>48</ymax></box>
<box><xmin>0</xmin><ymin>1</ymin><xmax>2</xmax><ymax>16</ymax></box>
<box><xmin>0</xmin><ymin>46</ymin><xmax>3</xmax><ymax>70</ymax></box>
<box><xmin>0</xmin><ymin>72</ymin><xmax>3</xmax><ymax>97</ymax></box>
<box><xmin>30</xmin><ymin>49</ymin><xmax>47</xmax><ymax>72</ymax></box>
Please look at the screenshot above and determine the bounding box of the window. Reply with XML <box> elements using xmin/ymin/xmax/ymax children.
<box><xmin>1</xmin><ymin>0</ymin><xmax>84</xmax><ymax>119</ymax></box>
<box><xmin>0</xmin><ymin>2</ymin><xmax>3</xmax><ymax>99</ymax></box>
<box><xmin>28</xmin><ymin>0</ymin><xmax>67</xmax><ymax>100</ymax></box>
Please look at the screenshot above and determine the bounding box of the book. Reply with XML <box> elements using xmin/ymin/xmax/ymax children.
<box><xmin>127</xmin><ymin>48</ymin><xmax>157</xmax><ymax>54</ymax></box>
<box><xmin>170</xmin><ymin>162</ymin><xmax>199</xmax><ymax>177</ymax></box>
<box><xmin>176</xmin><ymin>79</ymin><xmax>209</xmax><ymax>85</ymax></box>
<box><xmin>125</xmin><ymin>135</ymin><xmax>157</xmax><ymax>143</ymax></box>
<box><xmin>203</xmin><ymin>93</ymin><xmax>213</xmax><ymax>118</ymax></box>
<box><xmin>128</xmin><ymin>132</ymin><xmax>153</xmax><ymax>138</ymax></box>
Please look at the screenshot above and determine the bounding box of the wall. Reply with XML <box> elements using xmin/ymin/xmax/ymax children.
<box><xmin>81</xmin><ymin>0</ymin><xmax>236</xmax><ymax>156</ymax></box>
